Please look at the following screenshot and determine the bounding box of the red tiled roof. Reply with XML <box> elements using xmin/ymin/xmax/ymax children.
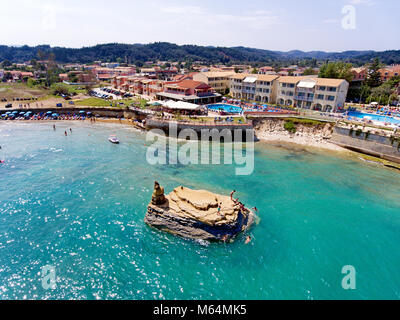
<box><xmin>20</xmin><ymin>72</ymin><xmax>33</xmax><ymax>77</ymax></box>
<box><xmin>176</xmin><ymin>79</ymin><xmax>211</xmax><ymax>90</ymax></box>
<box><xmin>98</xmin><ymin>74</ymin><xmax>112</xmax><ymax>79</ymax></box>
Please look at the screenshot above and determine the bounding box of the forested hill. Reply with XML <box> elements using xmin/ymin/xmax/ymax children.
<box><xmin>0</xmin><ymin>42</ymin><xmax>399</xmax><ymax>66</ymax></box>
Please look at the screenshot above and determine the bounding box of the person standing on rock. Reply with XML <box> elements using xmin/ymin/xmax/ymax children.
<box><xmin>217</xmin><ymin>202</ymin><xmax>223</xmax><ymax>215</ymax></box>
<box><xmin>230</xmin><ymin>190</ymin><xmax>236</xmax><ymax>201</ymax></box>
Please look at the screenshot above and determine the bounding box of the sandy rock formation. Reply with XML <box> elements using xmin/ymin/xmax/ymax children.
<box><xmin>145</xmin><ymin>185</ymin><xmax>254</xmax><ymax>241</ymax></box>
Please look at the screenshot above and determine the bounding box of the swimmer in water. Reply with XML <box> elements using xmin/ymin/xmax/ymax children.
<box><xmin>221</xmin><ymin>235</ymin><xmax>229</xmax><ymax>242</ymax></box>
<box><xmin>245</xmin><ymin>235</ymin><xmax>252</xmax><ymax>244</ymax></box>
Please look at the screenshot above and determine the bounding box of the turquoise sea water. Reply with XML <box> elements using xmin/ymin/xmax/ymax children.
<box><xmin>0</xmin><ymin>121</ymin><xmax>399</xmax><ymax>300</ymax></box>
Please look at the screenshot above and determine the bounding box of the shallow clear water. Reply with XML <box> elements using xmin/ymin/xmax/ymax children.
<box><xmin>0</xmin><ymin>121</ymin><xmax>399</xmax><ymax>300</ymax></box>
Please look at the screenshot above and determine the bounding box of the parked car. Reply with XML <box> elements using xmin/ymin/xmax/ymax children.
<box><xmin>5</xmin><ymin>103</ymin><xmax>12</xmax><ymax>108</ymax></box>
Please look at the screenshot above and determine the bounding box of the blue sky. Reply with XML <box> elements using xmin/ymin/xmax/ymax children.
<box><xmin>0</xmin><ymin>0</ymin><xmax>398</xmax><ymax>51</ymax></box>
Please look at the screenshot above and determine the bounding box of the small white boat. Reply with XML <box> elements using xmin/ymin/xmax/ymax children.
<box><xmin>108</xmin><ymin>135</ymin><xmax>120</xmax><ymax>144</ymax></box>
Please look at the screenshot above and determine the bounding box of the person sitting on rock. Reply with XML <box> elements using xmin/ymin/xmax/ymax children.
<box><xmin>152</xmin><ymin>181</ymin><xmax>166</xmax><ymax>205</ymax></box>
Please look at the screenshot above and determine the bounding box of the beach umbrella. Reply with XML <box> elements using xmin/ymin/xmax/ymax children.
<box><xmin>87</xmin><ymin>112</ymin><xmax>92</xmax><ymax>115</ymax></box>
<box><xmin>46</xmin><ymin>111</ymin><xmax>52</xmax><ymax>114</ymax></box>
<box><xmin>12</xmin><ymin>111</ymin><xmax>18</xmax><ymax>114</ymax></box>
<box><xmin>1</xmin><ymin>114</ymin><xmax>7</xmax><ymax>117</ymax></box>
<box><xmin>6</xmin><ymin>112</ymin><xmax>11</xmax><ymax>114</ymax></box>
<box><xmin>79</xmin><ymin>110</ymin><xmax>85</xmax><ymax>114</ymax></box>
<box><xmin>19</xmin><ymin>112</ymin><xmax>25</xmax><ymax>115</ymax></box>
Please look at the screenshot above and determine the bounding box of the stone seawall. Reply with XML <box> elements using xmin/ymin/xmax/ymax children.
<box><xmin>331</xmin><ymin>126</ymin><xmax>400</xmax><ymax>163</ymax></box>
<box><xmin>146</xmin><ymin>118</ymin><xmax>254</xmax><ymax>140</ymax></box>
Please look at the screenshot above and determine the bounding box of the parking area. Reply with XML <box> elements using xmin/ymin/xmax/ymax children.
<box><xmin>90</xmin><ymin>87</ymin><xmax>134</xmax><ymax>100</ymax></box>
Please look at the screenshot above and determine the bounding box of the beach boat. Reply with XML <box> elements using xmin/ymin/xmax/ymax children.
<box><xmin>108</xmin><ymin>135</ymin><xmax>120</xmax><ymax>144</ymax></box>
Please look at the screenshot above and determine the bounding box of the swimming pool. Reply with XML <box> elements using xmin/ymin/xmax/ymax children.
<box><xmin>347</xmin><ymin>111</ymin><xmax>400</xmax><ymax>126</ymax></box>
<box><xmin>207</xmin><ymin>104</ymin><xmax>243</xmax><ymax>114</ymax></box>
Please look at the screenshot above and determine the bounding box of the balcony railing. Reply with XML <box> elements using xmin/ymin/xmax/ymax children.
<box><xmin>297</xmin><ymin>87</ymin><xmax>314</xmax><ymax>93</ymax></box>
<box><xmin>295</xmin><ymin>95</ymin><xmax>314</xmax><ymax>102</ymax></box>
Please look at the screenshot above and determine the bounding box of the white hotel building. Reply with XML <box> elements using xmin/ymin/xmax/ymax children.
<box><xmin>230</xmin><ymin>74</ymin><xmax>279</xmax><ymax>104</ymax></box>
<box><xmin>230</xmin><ymin>75</ymin><xmax>349</xmax><ymax>112</ymax></box>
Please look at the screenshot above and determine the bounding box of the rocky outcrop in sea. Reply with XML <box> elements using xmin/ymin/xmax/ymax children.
<box><xmin>145</xmin><ymin>185</ymin><xmax>254</xmax><ymax>241</ymax></box>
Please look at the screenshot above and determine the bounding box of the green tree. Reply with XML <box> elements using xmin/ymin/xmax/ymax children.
<box><xmin>69</xmin><ymin>73</ymin><xmax>79</xmax><ymax>83</ymax></box>
<box><xmin>359</xmin><ymin>84</ymin><xmax>371</xmax><ymax>103</ymax></box>
<box><xmin>2</xmin><ymin>72</ymin><xmax>13</xmax><ymax>82</ymax></box>
<box><xmin>319</xmin><ymin>62</ymin><xmax>353</xmax><ymax>83</ymax></box>
<box><xmin>368</xmin><ymin>83</ymin><xmax>393</xmax><ymax>104</ymax></box>
<box><xmin>389</xmin><ymin>93</ymin><xmax>398</xmax><ymax>105</ymax></box>
<box><xmin>51</xmin><ymin>83</ymin><xmax>72</xmax><ymax>96</ymax></box>
<box><xmin>303</xmin><ymin>68</ymin><xmax>317</xmax><ymax>76</ymax></box>
<box><xmin>1</xmin><ymin>59</ymin><xmax>12</xmax><ymax>67</ymax></box>
<box><xmin>366</xmin><ymin>58</ymin><xmax>382</xmax><ymax>88</ymax></box>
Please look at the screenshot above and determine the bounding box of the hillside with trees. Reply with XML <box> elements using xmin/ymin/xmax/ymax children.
<box><xmin>0</xmin><ymin>43</ymin><xmax>400</xmax><ymax>66</ymax></box>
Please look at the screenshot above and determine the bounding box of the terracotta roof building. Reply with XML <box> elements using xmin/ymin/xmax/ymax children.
<box><xmin>157</xmin><ymin>79</ymin><xmax>221</xmax><ymax>104</ymax></box>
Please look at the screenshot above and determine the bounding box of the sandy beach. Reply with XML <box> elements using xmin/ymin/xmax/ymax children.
<box><xmin>253</xmin><ymin>118</ymin><xmax>348</xmax><ymax>152</ymax></box>
<box><xmin>256</xmin><ymin>131</ymin><xmax>348</xmax><ymax>152</ymax></box>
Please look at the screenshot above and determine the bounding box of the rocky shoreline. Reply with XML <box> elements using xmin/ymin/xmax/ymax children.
<box><xmin>253</xmin><ymin>118</ymin><xmax>348</xmax><ymax>152</ymax></box>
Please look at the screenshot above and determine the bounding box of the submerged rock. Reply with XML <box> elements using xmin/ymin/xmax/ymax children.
<box><xmin>145</xmin><ymin>185</ymin><xmax>254</xmax><ymax>241</ymax></box>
